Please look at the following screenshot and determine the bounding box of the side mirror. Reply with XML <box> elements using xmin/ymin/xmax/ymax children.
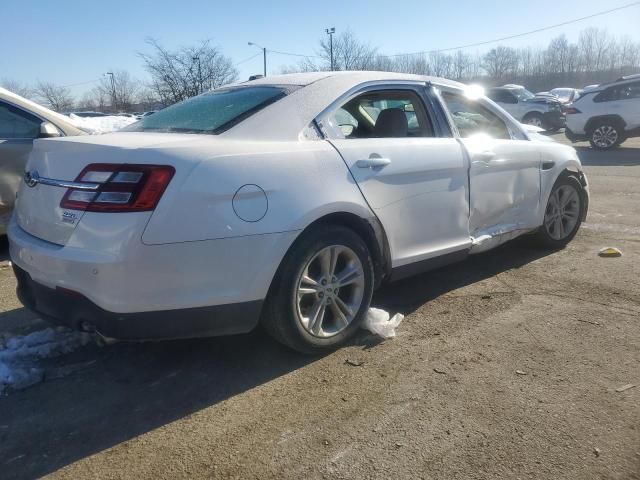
<box><xmin>39</xmin><ymin>122</ymin><xmax>61</xmax><ymax>138</ymax></box>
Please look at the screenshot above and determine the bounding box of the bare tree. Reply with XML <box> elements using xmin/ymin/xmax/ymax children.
<box><xmin>97</xmin><ymin>70</ymin><xmax>139</xmax><ymax>112</ymax></box>
<box><xmin>318</xmin><ymin>30</ymin><xmax>378</xmax><ymax>70</ymax></box>
<box><xmin>280</xmin><ymin>27</ymin><xmax>640</xmax><ymax>90</ymax></box>
<box><xmin>451</xmin><ymin>51</ymin><xmax>472</xmax><ymax>80</ymax></box>
<box><xmin>0</xmin><ymin>78</ymin><xmax>33</xmax><ymax>99</ymax></box>
<box><xmin>483</xmin><ymin>46</ymin><xmax>519</xmax><ymax>79</ymax></box>
<box><xmin>34</xmin><ymin>81</ymin><xmax>74</xmax><ymax>112</ymax></box>
<box><xmin>140</xmin><ymin>38</ymin><xmax>238</xmax><ymax>106</ymax></box>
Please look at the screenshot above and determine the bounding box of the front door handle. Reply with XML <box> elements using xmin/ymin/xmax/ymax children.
<box><xmin>356</xmin><ymin>157</ymin><xmax>392</xmax><ymax>169</ymax></box>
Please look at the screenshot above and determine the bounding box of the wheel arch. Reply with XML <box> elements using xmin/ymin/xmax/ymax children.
<box><xmin>523</xmin><ymin>110</ymin><xmax>544</xmax><ymax>120</ymax></box>
<box><xmin>268</xmin><ymin>210</ymin><xmax>391</xmax><ymax>300</ymax></box>
<box><xmin>585</xmin><ymin>115</ymin><xmax>627</xmax><ymax>132</ymax></box>
<box><xmin>543</xmin><ymin>166</ymin><xmax>589</xmax><ymax>224</ymax></box>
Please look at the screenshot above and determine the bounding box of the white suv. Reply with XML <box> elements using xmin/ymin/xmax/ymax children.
<box><xmin>565</xmin><ymin>74</ymin><xmax>640</xmax><ymax>150</ymax></box>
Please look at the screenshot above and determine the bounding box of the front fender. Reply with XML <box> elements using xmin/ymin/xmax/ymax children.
<box><xmin>537</xmin><ymin>143</ymin><xmax>589</xmax><ymax>225</ymax></box>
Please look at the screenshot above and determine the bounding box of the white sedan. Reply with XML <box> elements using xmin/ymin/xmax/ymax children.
<box><xmin>9</xmin><ymin>72</ymin><xmax>589</xmax><ymax>353</ymax></box>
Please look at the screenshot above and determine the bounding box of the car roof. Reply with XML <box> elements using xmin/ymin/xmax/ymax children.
<box><xmin>586</xmin><ymin>74</ymin><xmax>640</xmax><ymax>92</ymax></box>
<box><xmin>234</xmin><ymin>70</ymin><xmax>465</xmax><ymax>89</ymax></box>
<box><xmin>0</xmin><ymin>87</ymin><xmax>85</xmax><ymax>136</ymax></box>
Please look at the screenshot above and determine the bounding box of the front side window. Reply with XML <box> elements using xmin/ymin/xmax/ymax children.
<box><xmin>330</xmin><ymin>89</ymin><xmax>434</xmax><ymax>139</ymax></box>
<box><xmin>0</xmin><ymin>102</ymin><xmax>41</xmax><ymax>139</ymax></box>
<box><xmin>488</xmin><ymin>89</ymin><xmax>515</xmax><ymax>104</ymax></box>
<box><xmin>124</xmin><ymin>86</ymin><xmax>294</xmax><ymax>134</ymax></box>
<box><xmin>440</xmin><ymin>92</ymin><xmax>511</xmax><ymax>140</ymax></box>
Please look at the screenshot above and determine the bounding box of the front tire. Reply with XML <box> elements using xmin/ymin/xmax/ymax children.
<box><xmin>262</xmin><ymin>224</ymin><xmax>374</xmax><ymax>354</ymax></box>
<box><xmin>589</xmin><ymin>122</ymin><xmax>623</xmax><ymax>150</ymax></box>
<box><xmin>534</xmin><ymin>174</ymin><xmax>585</xmax><ymax>249</ymax></box>
<box><xmin>523</xmin><ymin>112</ymin><xmax>544</xmax><ymax>129</ymax></box>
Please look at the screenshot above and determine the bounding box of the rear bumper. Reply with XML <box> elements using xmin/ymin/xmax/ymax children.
<box><xmin>542</xmin><ymin>111</ymin><xmax>565</xmax><ymax>129</ymax></box>
<box><xmin>14</xmin><ymin>263</ymin><xmax>262</xmax><ymax>340</ymax></box>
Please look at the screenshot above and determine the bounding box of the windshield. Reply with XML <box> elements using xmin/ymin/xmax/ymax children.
<box><xmin>124</xmin><ymin>85</ymin><xmax>292</xmax><ymax>134</ymax></box>
<box><xmin>510</xmin><ymin>88</ymin><xmax>535</xmax><ymax>101</ymax></box>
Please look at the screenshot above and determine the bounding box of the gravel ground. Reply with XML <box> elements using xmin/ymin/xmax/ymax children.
<box><xmin>0</xmin><ymin>135</ymin><xmax>638</xmax><ymax>479</ymax></box>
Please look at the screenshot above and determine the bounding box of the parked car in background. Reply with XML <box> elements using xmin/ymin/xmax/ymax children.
<box><xmin>537</xmin><ymin>88</ymin><xmax>581</xmax><ymax>105</ymax></box>
<box><xmin>141</xmin><ymin>111</ymin><xmax>156</xmax><ymax>117</ymax></box>
<box><xmin>64</xmin><ymin>111</ymin><xmax>108</xmax><ymax>118</ymax></box>
<box><xmin>487</xmin><ymin>85</ymin><xmax>565</xmax><ymax>131</ymax></box>
<box><xmin>0</xmin><ymin>87</ymin><xmax>85</xmax><ymax>234</ymax></box>
<box><xmin>565</xmin><ymin>74</ymin><xmax>640</xmax><ymax>150</ymax></box>
<box><xmin>9</xmin><ymin>72</ymin><xmax>589</xmax><ymax>353</ymax></box>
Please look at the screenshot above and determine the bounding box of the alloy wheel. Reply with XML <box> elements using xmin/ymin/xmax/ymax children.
<box><xmin>544</xmin><ymin>185</ymin><xmax>580</xmax><ymax>240</ymax></box>
<box><xmin>295</xmin><ymin>245</ymin><xmax>365</xmax><ymax>338</ymax></box>
<box><xmin>592</xmin><ymin>125</ymin><xmax>618</xmax><ymax>148</ymax></box>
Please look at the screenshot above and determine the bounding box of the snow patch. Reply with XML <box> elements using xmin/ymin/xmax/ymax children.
<box><xmin>67</xmin><ymin>114</ymin><xmax>138</xmax><ymax>134</ymax></box>
<box><xmin>0</xmin><ymin>327</ymin><xmax>91</xmax><ymax>394</ymax></box>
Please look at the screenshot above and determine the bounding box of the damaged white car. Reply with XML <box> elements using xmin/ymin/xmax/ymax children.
<box><xmin>9</xmin><ymin>72</ymin><xmax>589</xmax><ymax>353</ymax></box>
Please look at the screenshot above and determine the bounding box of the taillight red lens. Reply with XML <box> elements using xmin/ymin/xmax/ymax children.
<box><xmin>564</xmin><ymin>107</ymin><xmax>581</xmax><ymax>114</ymax></box>
<box><xmin>60</xmin><ymin>163</ymin><xmax>175</xmax><ymax>212</ymax></box>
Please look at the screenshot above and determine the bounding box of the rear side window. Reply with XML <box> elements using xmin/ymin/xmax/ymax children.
<box><xmin>0</xmin><ymin>101</ymin><xmax>41</xmax><ymax>139</ymax></box>
<box><xmin>124</xmin><ymin>86</ymin><xmax>294</xmax><ymax>134</ymax></box>
<box><xmin>620</xmin><ymin>81</ymin><xmax>640</xmax><ymax>100</ymax></box>
<box><xmin>331</xmin><ymin>89</ymin><xmax>434</xmax><ymax>139</ymax></box>
<box><xmin>440</xmin><ymin>92</ymin><xmax>511</xmax><ymax>140</ymax></box>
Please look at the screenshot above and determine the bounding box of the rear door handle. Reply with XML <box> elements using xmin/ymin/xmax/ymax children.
<box><xmin>474</xmin><ymin>151</ymin><xmax>496</xmax><ymax>162</ymax></box>
<box><xmin>356</xmin><ymin>157</ymin><xmax>392</xmax><ymax>169</ymax></box>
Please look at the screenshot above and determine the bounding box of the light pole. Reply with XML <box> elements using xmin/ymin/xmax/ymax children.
<box><xmin>325</xmin><ymin>27</ymin><xmax>335</xmax><ymax>71</ymax></box>
<box><xmin>105</xmin><ymin>72</ymin><xmax>116</xmax><ymax>112</ymax></box>
<box><xmin>192</xmin><ymin>56</ymin><xmax>202</xmax><ymax>93</ymax></box>
<box><xmin>248</xmin><ymin>42</ymin><xmax>267</xmax><ymax>77</ymax></box>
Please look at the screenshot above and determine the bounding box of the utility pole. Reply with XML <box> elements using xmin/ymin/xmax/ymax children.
<box><xmin>105</xmin><ymin>72</ymin><xmax>116</xmax><ymax>112</ymax></box>
<box><xmin>325</xmin><ymin>27</ymin><xmax>335</xmax><ymax>71</ymax></box>
<box><xmin>248</xmin><ymin>42</ymin><xmax>267</xmax><ymax>77</ymax></box>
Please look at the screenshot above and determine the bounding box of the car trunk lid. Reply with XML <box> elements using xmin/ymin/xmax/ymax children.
<box><xmin>15</xmin><ymin>133</ymin><xmax>202</xmax><ymax>246</ymax></box>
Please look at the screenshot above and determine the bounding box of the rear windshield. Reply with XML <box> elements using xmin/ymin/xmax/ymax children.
<box><xmin>124</xmin><ymin>85</ymin><xmax>293</xmax><ymax>134</ymax></box>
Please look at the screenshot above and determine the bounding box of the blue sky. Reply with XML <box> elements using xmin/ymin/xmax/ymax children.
<box><xmin>2</xmin><ymin>0</ymin><xmax>639</xmax><ymax>96</ymax></box>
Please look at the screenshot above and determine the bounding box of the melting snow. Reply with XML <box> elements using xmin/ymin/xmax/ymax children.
<box><xmin>67</xmin><ymin>114</ymin><xmax>138</xmax><ymax>134</ymax></box>
<box><xmin>0</xmin><ymin>327</ymin><xmax>91</xmax><ymax>394</ymax></box>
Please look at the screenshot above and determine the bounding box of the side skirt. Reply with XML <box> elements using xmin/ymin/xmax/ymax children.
<box><xmin>389</xmin><ymin>249</ymin><xmax>469</xmax><ymax>282</ymax></box>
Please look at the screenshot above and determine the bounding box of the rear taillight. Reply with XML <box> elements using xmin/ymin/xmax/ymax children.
<box><xmin>60</xmin><ymin>163</ymin><xmax>175</xmax><ymax>212</ymax></box>
<box><xmin>564</xmin><ymin>107</ymin><xmax>581</xmax><ymax>114</ymax></box>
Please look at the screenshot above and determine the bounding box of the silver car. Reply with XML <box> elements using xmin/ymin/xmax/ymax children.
<box><xmin>0</xmin><ymin>88</ymin><xmax>84</xmax><ymax>233</ymax></box>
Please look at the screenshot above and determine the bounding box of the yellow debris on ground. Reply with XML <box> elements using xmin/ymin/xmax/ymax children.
<box><xmin>598</xmin><ymin>247</ymin><xmax>623</xmax><ymax>258</ymax></box>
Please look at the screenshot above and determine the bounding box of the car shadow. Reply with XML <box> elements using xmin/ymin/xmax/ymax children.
<box><xmin>372</xmin><ymin>236</ymin><xmax>548</xmax><ymax>316</ymax></box>
<box><xmin>0</xmin><ymin>237</ymin><xmax>555</xmax><ymax>479</ymax></box>
<box><xmin>574</xmin><ymin>145</ymin><xmax>640</xmax><ymax>167</ymax></box>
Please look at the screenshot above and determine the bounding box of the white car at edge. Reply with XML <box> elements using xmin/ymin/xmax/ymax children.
<box><xmin>9</xmin><ymin>72</ymin><xmax>589</xmax><ymax>353</ymax></box>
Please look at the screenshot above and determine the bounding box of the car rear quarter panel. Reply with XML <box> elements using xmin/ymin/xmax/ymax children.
<box><xmin>141</xmin><ymin>140</ymin><xmax>374</xmax><ymax>245</ymax></box>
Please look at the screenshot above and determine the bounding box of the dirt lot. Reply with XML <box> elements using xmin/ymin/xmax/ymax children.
<box><xmin>0</xmin><ymin>135</ymin><xmax>638</xmax><ymax>480</ymax></box>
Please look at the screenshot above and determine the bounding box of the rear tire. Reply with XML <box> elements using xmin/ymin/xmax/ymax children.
<box><xmin>262</xmin><ymin>224</ymin><xmax>374</xmax><ymax>354</ymax></box>
<box><xmin>534</xmin><ymin>174</ymin><xmax>585</xmax><ymax>249</ymax></box>
<box><xmin>589</xmin><ymin>122</ymin><xmax>624</xmax><ymax>150</ymax></box>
